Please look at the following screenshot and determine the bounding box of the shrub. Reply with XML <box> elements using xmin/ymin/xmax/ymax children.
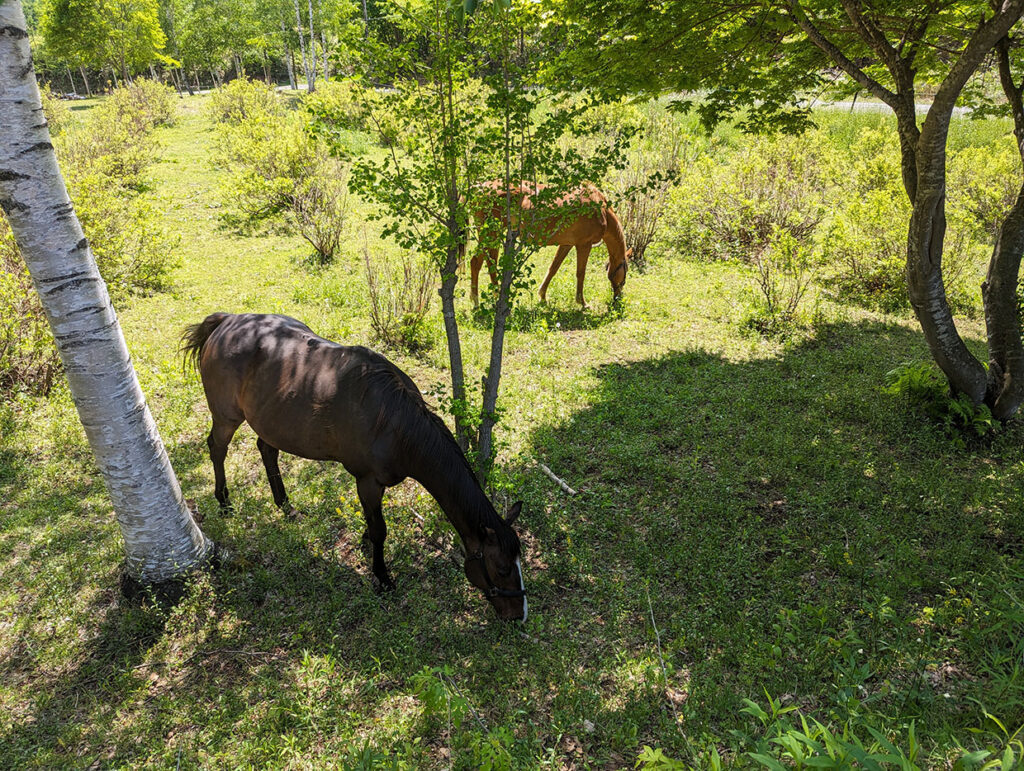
<box><xmin>206</xmin><ymin>77</ymin><xmax>282</xmax><ymax>125</ymax></box>
<box><xmin>665</xmin><ymin>130</ymin><xmax>828</xmax><ymax>263</ymax></box>
<box><xmin>39</xmin><ymin>84</ymin><xmax>71</xmax><ymax>137</ymax></box>
<box><xmin>216</xmin><ymin>111</ymin><xmax>349</xmax><ymax>263</ymax></box>
<box><xmin>605</xmin><ymin>103</ymin><xmax>696</xmax><ymax>272</ymax></box>
<box><xmin>0</xmin><ymin>217</ymin><xmax>60</xmax><ymax>395</ymax></box>
<box><xmin>304</xmin><ymin>79</ymin><xmax>376</xmax><ymax>133</ymax></box>
<box><xmin>0</xmin><ymin>82</ymin><xmax>178</xmax><ymax>395</ymax></box>
<box><xmin>101</xmin><ymin>79</ymin><xmax>177</xmax><ymax>134</ymax></box>
<box><xmin>820</xmin><ymin>126</ymin><xmax>981</xmax><ymax>316</ymax></box>
<box><xmin>363</xmin><ymin>244</ymin><xmax>435</xmax><ymax>353</ymax></box>
<box><xmin>743</xmin><ymin>227</ymin><xmax>816</xmax><ymax>337</ymax></box>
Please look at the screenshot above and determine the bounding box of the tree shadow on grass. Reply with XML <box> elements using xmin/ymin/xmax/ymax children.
<box><xmin>514</xmin><ymin>319</ymin><xmax>1024</xmax><ymax>758</ymax></box>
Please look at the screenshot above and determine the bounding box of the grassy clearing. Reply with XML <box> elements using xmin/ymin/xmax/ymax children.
<box><xmin>2</xmin><ymin>94</ymin><xmax>1024</xmax><ymax>769</ymax></box>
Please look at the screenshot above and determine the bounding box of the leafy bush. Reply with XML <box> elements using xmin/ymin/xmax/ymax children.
<box><xmin>819</xmin><ymin>127</ymin><xmax>981</xmax><ymax>316</ymax></box>
<box><xmin>605</xmin><ymin>103</ymin><xmax>695</xmax><ymax>272</ymax></box>
<box><xmin>363</xmin><ymin>244</ymin><xmax>435</xmax><ymax>353</ymax></box>
<box><xmin>0</xmin><ymin>219</ymin><xmax>60</xmax><ymax>395</ymax></box>
<box><xmin>100</xmin><ymin>79</ymin><xmax>177</xmax><ymax>134</ymax></box>
<box><xmin>39</xmin><ymin>84</ymin><xmax>71</xmax><ymax>137</ymax></box>
<box><xmin>884</xmin><ymin>360</ymin><xmax>995</xmax><ymax>443</ymax></box>
<box><xmin>304</xmin><ymin>78</ymin><xmax>376</xmax><ymax>134</ymax></box>
<box><xmin>215</xmin><ymin>111</ymin><xmax>349</xmax><ymax>264</ymax></box>
<box><xmin>665</xmin><ymin>130</ymin><xmax>827</xmax><ymax>263</ymax></box>
<box><xmin>0</xmin><ymin>83</ymin><xmax>178</xmax><ymax>395</ymax></box>
<box><xmin>206</xmin><ymin>77</ymin><xmax>282</xmax><ymax>125</ymax></box>
<box><xmin>744</xmin><ymin>227</ymin><xmax>815</xmax><ymax>337</ymax></box>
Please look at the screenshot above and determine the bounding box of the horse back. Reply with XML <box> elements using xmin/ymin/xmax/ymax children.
<box><xmin>196</xmin><ymin>314</ymin><xmax>401</xmax><ymax>473</ymax></box>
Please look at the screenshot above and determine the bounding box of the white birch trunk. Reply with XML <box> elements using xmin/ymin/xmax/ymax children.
<box><xmin>0</xmin><ymin>0</ymin><xmax>214</xmax><ymax>586</ymax></box>
<box><xmin>307</xmin><ymin>0</ymin><xmax>318</xmax><ymax>93</ymax></box>
<box><xmin>293</xmin><ymin>0</ymin><xmax>314</xmax><ymax>92</ymax></box>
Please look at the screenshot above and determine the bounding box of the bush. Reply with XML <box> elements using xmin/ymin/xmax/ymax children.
<box><xmin>0</xmin><ymin>82</ymin><xmax>178</xmax><ymax>395</ymax></box>
<box><xmin>0</xmin><ymin>218</ymin><xmax>60</xmax><ymax>395</ymax></box>
<box><xmin>605</xmin><ymin>103</ymin><xmax>697</xmax><ymax>272</ymax></box>
<box><xmin>743</xmin><ymin>227</ymin><xmax>815</xmax><ymax>337</ymax></box>
<box><xmin>216</xmin><ymin>111</ymin><xmax>349</xmax><ymax>263</ymax></box>
<box><xmin>819</xmin><ymin>126</ymin><xmax>981</xmax><ymax>316</ymax></box>
<box><xmin>101</xmin><ymin>79</ymin><xmax>177</xmax><ymax>134</ymax></box>
<box><xmin>39</xmin><ymin>84</ymin><xmax>71</xmax><ymax>137</ymax></box>
<box><xmin>665</xmin><ymin>130</ymin><xmax>827</xmax><ymax>263</ymax></box>
<box><xmin>206</xmin><ymin>77</ymin><xmax>282</xmax><ymax>125</ymax></box>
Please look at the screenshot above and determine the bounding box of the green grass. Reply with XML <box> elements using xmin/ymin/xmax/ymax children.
<box><xmin>2</xmin><ymin>95</ymin><xmax>1024</xmax><ymax>769</ymax></box>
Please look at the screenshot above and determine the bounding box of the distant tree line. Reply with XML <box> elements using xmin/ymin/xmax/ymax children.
<box><xmin>22</xmin><ymin>0</ymin><xmax>405</xmax><ymax>94</ymax></box>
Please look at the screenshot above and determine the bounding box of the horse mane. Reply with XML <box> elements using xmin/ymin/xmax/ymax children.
<box><xmin>362</xmin><ymin>357</ymin><xmax>520</xmax><ymax>554</ymax></box>
<box><xmin>603</xmin><ymin>206</ymin><xmax>628</xmax><ymax>263</ymax></box>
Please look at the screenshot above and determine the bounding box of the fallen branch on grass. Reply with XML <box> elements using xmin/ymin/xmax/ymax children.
<box><xmin>537</xmin><ymin>461</ymin><xmax>578</xmax><ymax>496</ymax></box>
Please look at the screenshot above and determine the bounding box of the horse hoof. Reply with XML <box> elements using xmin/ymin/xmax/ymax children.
<box><xmin>373</xmin><ymin>575</ymin><xmax>396</xmax><ymax>593</ymax></box>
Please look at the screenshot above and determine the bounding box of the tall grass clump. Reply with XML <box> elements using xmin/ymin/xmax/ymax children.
<box><xmin>363</xmin><ymin>243</ymin><xmax>436</xmax><ymax>353</ymax></box>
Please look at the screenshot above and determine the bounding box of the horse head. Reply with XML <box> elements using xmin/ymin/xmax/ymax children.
<box><xmin>608</xmin><ymin>248</ymin><xmax>630</xmax><ymax>299</ymax></box>
<box><xmin>464</xmin><ymin>501</ymin><xmax>527</xmax><ymax>621</ymax></box>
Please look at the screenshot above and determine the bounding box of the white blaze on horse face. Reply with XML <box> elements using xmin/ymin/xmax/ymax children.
<box><xmin>516</xmin><ymin>558</ymin><xmax>527</xmax><ymax>622</ymax></box>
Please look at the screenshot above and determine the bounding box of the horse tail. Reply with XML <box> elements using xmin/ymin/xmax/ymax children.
<box><xmin>181</xmin><ymin>312</ymin><xmax>230</xmax><ymax>374</ymax></box>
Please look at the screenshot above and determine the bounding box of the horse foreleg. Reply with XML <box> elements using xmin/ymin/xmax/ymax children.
<box><xmin>470</xmin><ymin>252</ymin><xmax>485</xmax><ymax>308</ymax></box>
<box><xmin>208</xmin><ymin>420</ymin><xmax>239</xmax><ymax>512</ymax></box>
<box><xmin>257</xmin><ymin>437</ymin><xmax>301</xmax><ymax>519</ymax></box>
<box><xmin>574</xmin><ymin>244</ymin><xmax>593</xmax><ymax>308</ymax></box>
<box><xmin>539</xmin><ymin>244</ymin><xmax>572</xmax><ymax>303</ymax></box>
<box><xmin>356</xmin><ymin>476</ymin><xmax>394</xmax><ymax>591</ymax></box>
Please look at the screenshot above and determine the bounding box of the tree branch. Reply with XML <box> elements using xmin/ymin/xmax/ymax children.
<box><xmin>787</xmin><ymin>0</ymin><xmax>899</xmax><ymax>109</ymax></box>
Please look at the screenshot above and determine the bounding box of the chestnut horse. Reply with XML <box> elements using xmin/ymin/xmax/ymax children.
<box><xmin>182</xmin><ymin>313</ymin><xmax>527</xmax><ymax>620</ymax></box>
<box><xmin>468</xmin><ymin>182</ymin><xmax>630</xmax><ymax>308</ymax></box>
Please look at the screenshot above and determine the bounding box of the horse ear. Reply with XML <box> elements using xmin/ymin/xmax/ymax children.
<box><xmin>504</xmin><ymin>501</ymin><xmax>523</xmax><ymax>525</ymax></box>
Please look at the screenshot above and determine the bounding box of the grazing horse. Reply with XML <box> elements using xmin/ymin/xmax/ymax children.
<box><xmin>181</xmin><ymin>313</ymin><xmax>527</xmax><ymax>620</ymax></box>
<box><xmin>468</xmin><ymin>181</ymin><xmax>630</xmax><ymax>308</ymax></box>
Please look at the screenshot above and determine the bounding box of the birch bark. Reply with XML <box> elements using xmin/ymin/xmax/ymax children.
<box><xmin>0</xmin><ymin>0</ymin><xmax>214</xmax><ymax>586</ymax></box>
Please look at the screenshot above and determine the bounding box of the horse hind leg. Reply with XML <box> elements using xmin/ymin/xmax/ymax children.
<box><xmin>356</xmin><ymin>476</ymin><xmax>394</xmax><ymax>591</ymax></box>
<box><xmin>208</xmin><ymin>419</ymin><xmax>241</xmax><ymax>512</ymax></box>
<box><xmin>257</xmin><ymin>437</ymin><xmax>301</xmax><ymax>519</ymax></box>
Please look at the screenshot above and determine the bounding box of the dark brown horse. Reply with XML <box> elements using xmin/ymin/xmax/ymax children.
<box><xmin>182</xmin><ymin>313</ymin><xmax>527</xmax><ymax>620</ymax></box>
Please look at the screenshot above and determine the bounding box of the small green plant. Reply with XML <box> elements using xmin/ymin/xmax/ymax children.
<box><xmin>743</xmin><ymin>227</ymin><xmax>815</xmax><ymax>338</ymax></box>
<box><xmin>884</xmin><ymin>361</ymin><xmax>995</xmax><ymax>442</ymax></box>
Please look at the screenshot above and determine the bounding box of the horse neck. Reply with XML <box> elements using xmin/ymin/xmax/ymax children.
<box><xmin>409</xmin><ymin>437</ymin><xmax>494</xmax><ymax>549</ymax></box>
<box><xmin>603</xmin><ymin>208</ymin><xmax>628</xmax><ymax>268</ymax></box>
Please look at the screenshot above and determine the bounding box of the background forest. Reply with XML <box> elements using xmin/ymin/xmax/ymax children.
<box><xmin>4</xmin><ymin>1</ymin><xmax>1024</xmax><ymax>769</ymax></box>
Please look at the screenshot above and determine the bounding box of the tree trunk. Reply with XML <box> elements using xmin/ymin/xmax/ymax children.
<box><xmin>0</xmin><ymin>2</ymin><xmax>215</xmax><ymax>587</ymax></box>
<box><xmin>320</xmin><ymin>29</ymin><xmax>329</xmax><ymax>81</ymax></box>
<box><xmin>306</xmin><ymin>0</ymin><xmax>318</xmax><ymax>93</ymax></box>
<box><xmin>282</xmin><ymin>19</ymin><xmax>297</xmax><ymax>90</ymax></box>
<box><xmin>477</xmin><ymin>233</ymin><xmax>518</xmax><ymax>481</ymax></box>
<box><xmin>293</xmin><ymin>0</ymin><xmax>314</xmax><ymax>92</ymax></box>
<box><xmin>79</xmin><ymin>66</ymin><xmax>92</xmax><ymax>97</ymax></box>
<box><xmin>65</xmin><ymin>63</ymin><xmax>76</xmax><ymax>95</ymax></box>
<box><xmin>983</xmin><ymin>187</ymin><xmax>1024</xmax><ymax>418</ymax></box>
<box><xmin>983</xmin><ymin>35</ymin><xmax>1024</xmax><ymax>419</ymax></box>
<box><xmin>362</xmin><ymin>0</ymin><xmax>369</xmax><ymax>37</ymax></box>
<box><xmin>438</xmin><ymin>240</ymin><xmax>469</xmax><ymax>452</ymax></box>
